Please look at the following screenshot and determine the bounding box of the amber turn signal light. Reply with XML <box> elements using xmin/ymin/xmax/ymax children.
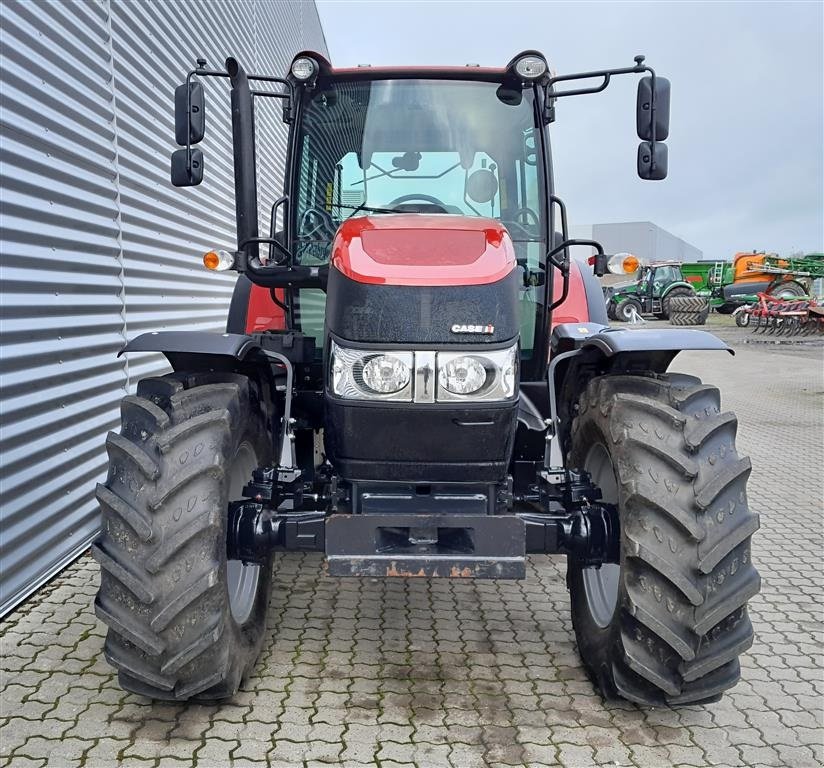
<box><xmin>607</xmin><ymin>252</ymin><xmax>641</xmax><ymax>275</ymax></box>
<box><xmin>203</xmin><ymin>250</ymin><xmax>235</xmax><ymax>271</ymax></box>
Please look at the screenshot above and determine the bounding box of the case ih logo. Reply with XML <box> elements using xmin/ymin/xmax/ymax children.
<box><xmin>451</xmin><ymin>324</ymin><xmax>495</xmax><ymax>334</ymax></box>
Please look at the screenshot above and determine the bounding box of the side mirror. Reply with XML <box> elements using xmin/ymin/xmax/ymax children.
<box><xmin>636</xmin><ymin>76</ymin><xmax>670</xmax><ymax>141</ymax></box>
<box><xmin>637</xmin><ymin>141</ymin><xmax>668</xmax><ymax>180</ymax></box>
<box><xmin>174</xmin><ymin>81</ymin><xmax>205</xmax><ymax>145</ymax></box>
<box><xmin>171</xmin><ymin>148</ymin><xmax>204</xmax><ymax>187</ymax></box>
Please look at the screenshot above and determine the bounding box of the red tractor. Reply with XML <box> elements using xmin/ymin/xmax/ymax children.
<box><xmin>94</xmin><ymin>51</ymin><xmax>759</xmax><ymax>706</ymax></box>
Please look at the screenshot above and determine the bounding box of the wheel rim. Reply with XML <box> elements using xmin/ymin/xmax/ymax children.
<box><xmin>226</xmin><ymin>441</ymin><xmax>261</xmax><ymax>625</ymax></box>
<box><xmin>582</xmin><ymin>443</ymin><xmax>620</xmax><ymax>628</ymax></box>
<box><xmin>772</xmin><ymin>284</ymin><xmax>804</xmax><ymax>299</ymax></box>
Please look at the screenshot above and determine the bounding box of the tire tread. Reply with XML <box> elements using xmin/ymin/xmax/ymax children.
<box><xmin>94</xmin><ymin>372</ymin><xmax>274</xmax><ymax>701</ymax></box>
<box><xmin>568</xmin><ymin>373</ymin><xmax>759</xmax><ymax>706</ymax></box>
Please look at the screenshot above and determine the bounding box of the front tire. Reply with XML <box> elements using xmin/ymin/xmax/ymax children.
<box><xmin>567</xmin><ymin>373</ymin><xmax>760</xmax><ymax>705</ymax></box>
<box><xmin>616</xmin><ymin>298</ymin><xmax>643</xmax><ymax>322</ymax></box>
<box><xmin>93</xmin><ymin>372</ymin><xmax>275</xmax><ymax>701</ymax></box>
<box><xmin>661</xmin><ymin>286</ymin><xmax>695</xmax><ymax>319</ymax></box>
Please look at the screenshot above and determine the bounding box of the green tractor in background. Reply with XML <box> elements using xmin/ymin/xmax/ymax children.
<box><xmin>605</xmin><ymin>261</ymin><xmax>700</xmax><ymax>322</ymax></box>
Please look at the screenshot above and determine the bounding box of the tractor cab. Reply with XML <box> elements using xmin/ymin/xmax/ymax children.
<box><xmin>287</xmin><ymin>65</ymin><xmax>548</xmax><ymax>374</ymax></box>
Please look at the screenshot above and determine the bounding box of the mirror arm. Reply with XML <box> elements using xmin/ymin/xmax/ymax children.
<box><xmin>545</xmin><ymin>56</ymin><xmax>665</xmax><ymax>176</ymax></box>
<box><xmin>248</xmin><ymin>74</ymin><xmax>295</xmax><ymax>121</ymax></box>
<box><xmin>646</xmin><ymin>66</ymin><xmax>660</xmax><ymax>172</ymax></box>
<box><xmin>544</xmin><ymin>55</ymin><xmax>656</xmax><ymax>131</ymax></box>
<box><xmin>546</xmin><ymin>55</ymin><xmax>648</xmax><ymax>99</ymax></box>
<box><xmin>547</xmin><ymin>73</ymin><xmax>611</xmax><ymax>99</ymax></box>
<box><xmin>180</xmin><ymin>65</ymin><xmax>228</xmax><ymax>181</ymax></box>
<box><xmin>250</xmin><ymin>90</ymin><xmax>291</xmax><ymax>99</ymax></box>
<box><xmin>178</xmin><ymin>63</ymin><xmax>294</xmax><ymax>181</ymax></box>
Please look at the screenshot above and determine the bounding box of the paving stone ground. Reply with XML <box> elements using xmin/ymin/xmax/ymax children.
<box><xmin>1</xmin><ymin>321</ymin><xmax>822</xmax><ymax>767</ymax></box>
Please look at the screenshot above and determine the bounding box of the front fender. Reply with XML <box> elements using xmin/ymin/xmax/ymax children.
<box><xmin>578</xmin><ymin>325</ymin><xmax>732</xmax><ymax>358</ymax></box>
<box><xmin>119</xmin><ymin>331</ymin><xmax>260</xmax><ymax>360</ymax></box>
<box><xmin>551</xmin><ymin>323</ymin><xmax>732</xmax><ymax>358</ymax></box>
<box><xmin>549</xmin><ymin>323</ymin><xmax>733</xmax><ymax>462</ymax></box>
<box><xmin>661</xmin><ymin>280</ymin><xmax>695</xmax><ymax>296</ymax></box>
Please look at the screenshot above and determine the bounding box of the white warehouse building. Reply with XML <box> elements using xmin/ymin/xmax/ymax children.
<box><xmin>571</xmin><ymin>221</ymin><xmax>703</xmax><ymax>263</ymax></box>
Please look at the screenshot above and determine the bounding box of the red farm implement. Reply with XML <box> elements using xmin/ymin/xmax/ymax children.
<box><xmin>736</xmin><ymin>292</ymin><xmax>824</xmax><ymax>335</ymax></box>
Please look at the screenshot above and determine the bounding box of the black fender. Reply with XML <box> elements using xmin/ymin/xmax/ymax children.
<box><xmin>119</xmin><ymin>331</ymin><xmax>264</xmax><ymax>372</ymax></box>
<box><xmin>227</xmin><ymin>275</ymin><xmax>253</xmax><ymax>334</ymax></box>
<box><xmin>548</xmin><ymin>322</ymin><xmax>732</xmax><ymax>461</ymax></box>
<box><xmin>579</xmin><ymin>262</ymin><xmax>610</xmax><ymax>325</ymax></box>
<box><xmin>552</xmin><ymin>323</ymin><xmax>732</xmax><ymax>359</ymax></box>
<box><xmin>121</xmin><ymin>331</ymin><xmax>303</xmax><ymax>466</ymax></box>
<box><xmin>660</xmin><ymin>280</ymin><xmax>695</xmax><ymax>297</ymax></box>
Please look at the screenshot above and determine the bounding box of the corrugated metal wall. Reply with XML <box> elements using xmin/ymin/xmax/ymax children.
<box><xmin>0</xmin><ymin>0</ymin><xmax>328</xmax><ymax>615</ymax></box>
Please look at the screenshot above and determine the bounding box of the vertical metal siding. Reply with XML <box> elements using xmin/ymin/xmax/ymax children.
<box><xmin>0</xmin><ymin>0</ymin><xmax>328</xmax><ymax>615</ymax></box>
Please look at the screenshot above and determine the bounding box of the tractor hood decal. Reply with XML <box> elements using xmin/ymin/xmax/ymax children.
<box><xmin>451</xmin><ymin>324</ymin><xmax>495</xmax><ymax>334</ymax></box>
<box><xmin>331</xmin><ymin>214</ymin><xmax>516</xmax><ymax>287</ymax></box>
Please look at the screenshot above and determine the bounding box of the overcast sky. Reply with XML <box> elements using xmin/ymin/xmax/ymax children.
<box><xmin>316</xmin><ymin>0</ymin><xmax>823</xmax><ymax>259</ymax></box>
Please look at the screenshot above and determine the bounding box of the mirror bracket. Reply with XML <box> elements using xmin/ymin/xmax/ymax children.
<box><xmin>170</xmin><ymin>58</ymin><xmax>295</xmax><ymax>187</ymax></box>
<box><xmin>542</xmin><ymin>55</ymin><xmax>670</xmax><ymax>179</ymax></box>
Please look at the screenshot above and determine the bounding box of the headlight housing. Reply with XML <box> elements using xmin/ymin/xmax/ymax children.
<box><xmin>437</xmin><ymin>346</ymin><xmax>517</xmax><ymax>402</ymax></box>
<box><xmin>514</xmin><ymin>55</ymin><xmax>548</xmax><ymax>80</ymax></box>
<box><xmin>330</xmin><ymin>342</ymin><xmax>413</xmax><ymax>401</ymax></box>
<box><xmin>290</xmin><ymin>57</ymin><xmax>317</xmax><ymax>81</ymax></box>
<box><xmin>329</xmin><ymin>341</ymin><xmax>517</xmax><ymax>403</ymax></box>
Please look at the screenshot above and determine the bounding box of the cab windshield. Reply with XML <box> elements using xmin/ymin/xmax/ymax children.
<box><xmin>293</xmin><ymin>78</ymin><xmax>547</xmax><ymax>357</ymax></box>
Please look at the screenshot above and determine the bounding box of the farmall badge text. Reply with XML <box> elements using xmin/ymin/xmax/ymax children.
<box><xmin>450</xmin><ymin>324</ymin><xmax>495</xmax><ymax>334</ymax></box>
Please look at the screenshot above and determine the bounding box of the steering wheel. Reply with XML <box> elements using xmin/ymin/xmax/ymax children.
<box><xmin>512</xmin><ymin>206</ymin><xmax>539</xmax><ymax>227</ymax></box>
<box><xmin>503</xmin><ymin>206</ymin><xmax>540</xmax><ymax>239</ymax></box>
<box><xmin>299</xmin><ymin>207</ymin><xmax>337</xmax><ymax>239</ymax></box>
<box><xmin>387</xmin><ymin>194</ymin><xmax>450</xmax><ymax>213</ymax></box>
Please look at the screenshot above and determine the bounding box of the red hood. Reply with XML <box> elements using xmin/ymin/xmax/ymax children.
<box><xmin>331</xmin><ymin>214</ymin><xmax>516</xmax><ymax>286</ymax></box>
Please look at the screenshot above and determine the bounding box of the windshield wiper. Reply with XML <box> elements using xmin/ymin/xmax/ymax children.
<box><xmin>338</xmin><ymin>203</ymin><xmax>400</xmax><ymax>219</ymax></box>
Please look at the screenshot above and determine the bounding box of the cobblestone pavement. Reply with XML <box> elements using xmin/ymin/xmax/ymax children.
<box><xmin>2</xmin><ymin>329</ymin><xmax>822</xmax><ymax>767</ymax></box>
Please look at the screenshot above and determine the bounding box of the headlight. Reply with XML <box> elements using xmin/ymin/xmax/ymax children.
<box><xmin>514</xmin><ymin>55</ymin><xmax>548</xmax><ymax>80</ymax></box>
<box><xmin>330</xmin><ymin>342</ymin><xmax>413</xmax><ymax>401</ymax></box>
<box><xmin>330</xmin><ymin>341</ymin><xmax>517</xmax><ymax>403</ymax></box>
<box><xmin>291</xmin><ymin>57</ymin><xmax>317</xmax><ymax>81</ymax></box>
<box><xmin>437</xmin><ymin>345</ymin><xmax>517</xmax><ymax>402</ymax></box>
<box><xmin>361</xmin><ymin>354</ymin><xmax>411</xmax><ymax>394</ymax></box>
<box><xmin>441</xmin><ymin>356</ymin><xmax>487</xmax><ymax>395</ymax></box>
